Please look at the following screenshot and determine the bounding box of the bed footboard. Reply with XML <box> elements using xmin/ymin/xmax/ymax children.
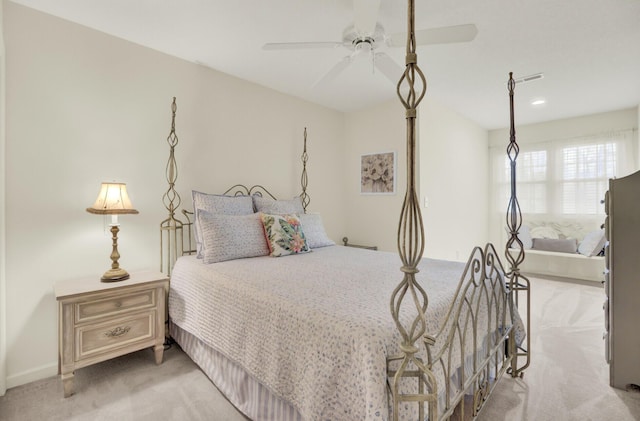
<box><xmin>387</xmin><ymin>243</ymin><xmax>525</xmax><ymax>420</ymax></box>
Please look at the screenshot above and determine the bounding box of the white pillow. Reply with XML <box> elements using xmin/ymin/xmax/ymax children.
<box><xmin>198</xmin><ymin>211</ymin><xmax>269</xmax><ymax>264</ymax></box>
<box><xmin>299</xmin><ymin>213</ymin><xmax>335</xmax><ymax>249</ymax></box>
<box><xmin>253</xmin><ymin>195</ymin><xmax>304</xmax><ymax>214</ymax></box>
<box><xmin>530</xmin><ymin>226</ymin><xmax>560</xmax><ymax>239</ymax></box>
<box><xmin>578</xmin><ymin>229</ymin><xmax>606</xmax><ymax>257</ymax></box>
<box><xmin>506</xmin><ymin>225</ymin><xmax>532</xmax><ymax>250</ymax></box>
<box><xmin>192</xmin><ymin>191</ymin><xmax>254</xmax><ymax>258</ymax></box>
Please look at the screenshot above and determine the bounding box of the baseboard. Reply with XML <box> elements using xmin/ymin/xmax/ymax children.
<box><xmin>6</xmin><ymin>361</ymin><xmax>58</xmax><ymax>389</ymax></box>
<box><xmin>522</xmin><ymin>271</ymin><xmax>604</xmax><ymax>287</ymax></box>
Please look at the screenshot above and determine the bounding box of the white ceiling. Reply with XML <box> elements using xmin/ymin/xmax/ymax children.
<box><xmin>10</xmin><ymin>0</ymin><xmax>640</xmax><ymax>129</ymax></box>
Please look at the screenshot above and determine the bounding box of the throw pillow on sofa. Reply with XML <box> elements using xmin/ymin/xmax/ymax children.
<box><xmin>532</xmin><ymin>238</ymin><xmax>578</xmax><ymax>254</ymax></box>
<box><xmin>578</xmin><ymin>229</ymin><xmax>606</xmax><ymax>257</ymax></box>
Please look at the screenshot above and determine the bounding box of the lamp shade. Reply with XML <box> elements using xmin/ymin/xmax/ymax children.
<box><xmin>86</xmin><ymin>182</ymin><xmax>139</xmax><ymax>215</ymax></box>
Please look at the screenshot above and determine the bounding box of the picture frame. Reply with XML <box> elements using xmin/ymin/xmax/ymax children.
<box><xmin>360</xmin><ymin>151</ymin><xmax>396</xmax><ymax>195</ymax></box>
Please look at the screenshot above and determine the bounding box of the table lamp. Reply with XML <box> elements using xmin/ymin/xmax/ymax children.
<box><xmin>86</xmin><ymin>182</ymin><xmax>139</xmax><ymax>281</ymax></box>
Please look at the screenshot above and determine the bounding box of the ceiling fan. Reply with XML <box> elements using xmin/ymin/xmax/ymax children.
<box><xmin>262</xmin><ymin>0</ymin><xmax>478</xmax><ymax>87</ymax></box>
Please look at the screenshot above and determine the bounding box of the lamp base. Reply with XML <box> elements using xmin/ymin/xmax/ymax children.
<box><xmin>101</xmin><ymin>267</ymin><xmax>130</xmax><ymax>282</ymax></box>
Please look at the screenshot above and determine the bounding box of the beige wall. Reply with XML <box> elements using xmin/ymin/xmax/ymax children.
<box><xmin>343</xmin><ymin>100</ymin><xmax>407</xmax><ymax>252</ymax></box>
<box><xmin>3</xmin><ymin>2</ymin><xmax>345</xmax><ymax>388</ymax></box>
<box><xmin>488</xmin><ymin>107</ymin><xmax>638</xmax><ymax>147</ymax></box>
<box><xmin>341</xmin><ymin>96</ymin><xmax>490</xmax><ymax>261</ymax></box>
<box><xmin>419</xmin><ymin>99</ymin><xmax>490</xmax><ymax>261</ymax></box>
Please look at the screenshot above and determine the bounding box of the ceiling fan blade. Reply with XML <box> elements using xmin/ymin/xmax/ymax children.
<box><xmin>387</xmin><ymin>24</ymin><xmax>478</xmax><ymax>47</ymax></box>
<box><xmin>263</xmin><ymin>41</ymin><xmax>345</xmax><ymax>51</ymax></box>
<box><xmin>313</xmin><ymin>55</ymin><xmax>353</xmax><ymax>88</ymax></box>
<box><xmin>374</xmin><ymin>52</ymin><xmax>403</xmax><ymax>84</ymax></box>
<box><xmin>353</xmin><ymin>0</ymin><xmax>381</xmax><ymax>35</ymax></box>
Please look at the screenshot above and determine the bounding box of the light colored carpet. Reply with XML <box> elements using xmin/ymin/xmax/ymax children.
<box><xmin>0</xmin><ymin>345</ymin><xmax>248</xmax><ymax>421</ymax></box>
<box><xmin>1</xmin><ymin>276</ymin><xmax>640</xmax><ymax>421</ymax></box>
<box><xmin>477</xmin><ymin>276</ymin><xmax>640</xmax><ymax>421</ymax></box>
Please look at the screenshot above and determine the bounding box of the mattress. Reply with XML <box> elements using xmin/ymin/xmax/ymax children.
<box><xmin>169</xmin><ymin>245</ymin><xmax>519</xmax><ymax>420</ymax></box>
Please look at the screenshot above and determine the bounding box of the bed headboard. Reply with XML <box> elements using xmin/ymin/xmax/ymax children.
<box><xmin>179</xmin><ymin>183</ymin><xmax>281</xmax><ymax>257</ymax></box>
<box><xmin>222</xmin><ymin>184</ymin><xmax>277</xmax><ymax>200</ymax></box>
<box><xmin>159</xmin><ymin>107</ymin><xmax>311</xmax><ymax>275</ymax></box>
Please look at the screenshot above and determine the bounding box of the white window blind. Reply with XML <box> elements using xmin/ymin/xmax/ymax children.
<box><xmin>561</xmin><ymin>143</ymin><xmax>617</xmax><ymax>214</ymax></box>
<box><xmin>492</xmin><ymin>129</ymin><xmax>636</xmax><ymax>218</ymax></box>
<box><xmin>502</xmin><ymin>149</ymin><xmax>547</xmax><ymax>214</ymax></box>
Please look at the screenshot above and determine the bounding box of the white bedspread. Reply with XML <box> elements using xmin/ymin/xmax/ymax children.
<box><xmin>169</xmin><ymin>246</ymin><xmax>508</xmax><ymax>420</ymax></box>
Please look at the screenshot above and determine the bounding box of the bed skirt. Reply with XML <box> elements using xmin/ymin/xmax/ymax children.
<box><xmin>170</xmin><ymin>321</ymin><xmax>303</xmax><ymax>421</ymax></box>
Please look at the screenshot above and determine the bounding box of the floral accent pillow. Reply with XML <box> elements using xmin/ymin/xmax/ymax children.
<box><xmin>260</xmin><ymin>213</ymin><xmax>310</xmax><ymax>257</ymax></box>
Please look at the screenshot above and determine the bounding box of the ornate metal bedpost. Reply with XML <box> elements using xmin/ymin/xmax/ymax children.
<box><xmin>388</xmin><ymin>0</ymin><xmax>434</xmax><ymax>419</ymax></box>
<box><xmin>504</xmin><ymin>73</ymin><xmax>531</xmax><ymax>377</ymax></box>
<box><xmin>160</xmin><ymin>97</ymin><xmax>186</xmax><ymax>276</ymax></box>
<box><xmin>300</xmin><ymin>127</ymin><xmax>310</xmax><ymax>213</ymax></box>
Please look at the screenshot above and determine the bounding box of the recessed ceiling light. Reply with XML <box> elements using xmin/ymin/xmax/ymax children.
<box><xmin>531</xmin><ymin>98</ymin><xmax>546</xmax><ymax>106</ymax></box>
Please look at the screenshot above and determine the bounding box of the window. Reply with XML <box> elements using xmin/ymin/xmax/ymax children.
<box><xmin>503</xmin><ymin>150</ymin><xmax>547</xmax><ymax>214</ymax></box>
<box><xmin>561</xmin><ymin>143</ymin><xmax>616</xmax><ymax>214</ymax></box>
<box><xmin>493</xmin><ymin>129</ymin><xmax>636</xmax><ymax>218</ymax></box>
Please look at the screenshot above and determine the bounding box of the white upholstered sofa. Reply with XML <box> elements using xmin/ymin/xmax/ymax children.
<box><xmin>507</xmin><ymin>217</ymin><xmax>606</xmax><ymax>282</ymax></box>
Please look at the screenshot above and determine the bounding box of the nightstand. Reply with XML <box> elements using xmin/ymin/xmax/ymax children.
<box><xmin>55</xmin><ymin>270</ymin><xmax>169</xmax><ymax>398</ymax></box>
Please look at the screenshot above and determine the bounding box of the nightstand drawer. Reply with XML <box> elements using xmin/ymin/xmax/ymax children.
<box><xmin>76</xmin><ymin>289</ymin><xmax>156</xmax><ymax>323</ymax></box>
<box><xmin>75</xmin><ymin>311</ymin><xmax>156</xmax><ymax>361</ymax></box>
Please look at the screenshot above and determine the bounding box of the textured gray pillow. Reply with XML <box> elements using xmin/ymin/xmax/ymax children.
<box><xmin>532</xmin><ymin>238</ymin><xmax>578</xmax><ymax>254</ymax></box>
<box><xmin>298</xmin><ymin>213</ymin><xmax>335</xmax><ymax>249</ymax></box>
<box><xmin>198</xmin><ymin>211</ymin><xmax>269</xmax><ymax>264</ymax></box>
<box><xmin>578</xmin><ymin>229</ymin><xmax>606</xmax><ymax>257</ymax></box>
<box><xmin>192</xmin><ymin>191</ymin><xmax>254</xmax><ymax>258</ymax></box>
<box><xmin>253</xmin><ymin>195</ymin><xmax>304</xmax><ymax>214</ymax></box>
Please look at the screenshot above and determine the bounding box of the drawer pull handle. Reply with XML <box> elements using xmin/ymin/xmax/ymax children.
<box><xmin>104</xmin><ymin>326</ymin><xmax>131</xmax><ymax>338</ymax></box>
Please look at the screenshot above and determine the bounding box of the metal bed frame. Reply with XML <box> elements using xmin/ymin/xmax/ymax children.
<box><xmin>385</xmin><ymin>2</ymin><xmax>529</xmax><ymax>419</ymax></box>
<box><xmin>159</xmin><ymin>2</ymin><xmax>530</xmax><ymax>419</ymax></box>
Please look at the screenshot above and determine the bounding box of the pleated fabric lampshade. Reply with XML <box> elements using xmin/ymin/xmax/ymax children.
<box><xmin>87</xmin><ymin>182</ymin><xmax>139</xmax><ymax>281</ymax></box>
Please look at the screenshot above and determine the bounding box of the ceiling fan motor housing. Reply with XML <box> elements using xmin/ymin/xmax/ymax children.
<box><xmin>343</xmin><ymin>23</ymin><xmax>386</xmax><ymax>52</ymax></box>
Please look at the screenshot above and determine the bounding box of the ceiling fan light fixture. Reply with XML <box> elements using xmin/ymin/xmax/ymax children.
<box><xmin>354</xmin><ymin>38</ymin><xmax>374</xmax><ymax>53</ymax></box>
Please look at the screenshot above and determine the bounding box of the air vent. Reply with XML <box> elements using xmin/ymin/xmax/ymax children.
<box><xmin>514</xmin><ymin>73</ymin><xmax>544</xmax><ymax>84</ymax></box>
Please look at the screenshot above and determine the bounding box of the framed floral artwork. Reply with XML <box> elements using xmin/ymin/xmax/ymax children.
<box><xmin>360</xmin><ymin>151</ymin><xmax>396</xmax><ymax>194</ymax></box>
